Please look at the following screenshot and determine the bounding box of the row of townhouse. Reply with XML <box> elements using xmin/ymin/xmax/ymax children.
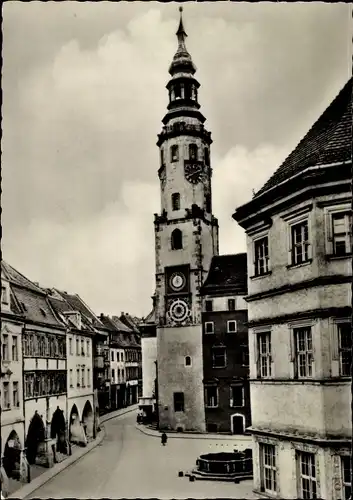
<box><xmin>0</xmin><ymin>262</ymin><xmax>142</xmax><ymax>492</ymax></box>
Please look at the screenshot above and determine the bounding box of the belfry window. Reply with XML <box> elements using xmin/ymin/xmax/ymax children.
<box><xmin>160</xmin><ymin>148</ymin><xmax>165</xmax><ymax>166</ymax></box>
<box><xmin>172</xmin><ymin>193</ymin><xmax>180</xmax><ymax>211</ymax></box>
<box><xmin>189</xmin><ymin>144</ymin><xmax>198</xmax><ymax>161</ymax></box>
<box><xmin>174</xmin><ymin>84</ymin><xmax>182</xmax><ymax>99</ymax></box>
<box><xmin>204</xmin><ymin>147</ymin><xmax>210</xmax><ymax>166</ymax></box>
<box><xmin>171</xmin><ymin>145</ymin><xmax>179</xmax><ymax>162</ymax></box>
<box><xmin>191</xmin><ymin>85</ymin><xmax>197</xmax><ymax>100</ymax></box>
<box><xmin>171</xmin><ymin>229</ymin><xmax>183</xmax><ymax>250</ymax></box>
<box><xmin>184</xmin><ymin>83</ymin><xmax>191</xmax><ymax>100</ymax></box>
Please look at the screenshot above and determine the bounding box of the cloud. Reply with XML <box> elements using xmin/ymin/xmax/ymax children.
<box><xmin>2</xmin><ymin>3</ymin><xmax>350</xmax><ymax>316</ymax></box>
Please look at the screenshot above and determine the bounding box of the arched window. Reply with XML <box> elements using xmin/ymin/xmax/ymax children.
<box><xmin>204</xmin><ymin>147</ymin><xmax>210</xmax><ymax>166</ymax></box>
<box><xmin>171</xmin><ymin>145</ymin><xmax>179</xmax><ymax>162</ymax></box>
<box><xmin>185</xmin><ymin>356</ymin><xmax>191</xmax><ymax>366</ymax></box>
<box><xmin>189</xmin><ymin>144</ymin><xmax>198</xmax><ymax>161</ymax></box>
<box><xmin>172</xmin><ymin>193</ymin><xmax>180</xmax><ymax>211</ymax></box>
<box><xmin>171</xmin><ymin>229</ymin><xmax>183</xmax><ymax>250</ymax></box>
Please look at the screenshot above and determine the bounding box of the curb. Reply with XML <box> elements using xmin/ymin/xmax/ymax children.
<box><xmin>135</xmin><ymin>424</ymin><xmax>253</xmax><ymax>441</ymax></box>
<box><xmin>8</xmin><ymin>405</ymin><xmax>138</xmax><ymax>500</ymax></box>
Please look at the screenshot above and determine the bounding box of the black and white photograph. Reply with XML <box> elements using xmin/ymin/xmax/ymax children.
<box><xmin>1</xmin><ymin>1</ymin><xmax>352</xmax><ymax>499</ymax></box>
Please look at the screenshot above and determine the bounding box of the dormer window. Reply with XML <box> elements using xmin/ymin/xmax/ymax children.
<box><xmin>171</xmin><ymin>229</ymin><xmax>183</xmax><ymax>250</ymax></box>
<box><xmin>40</xmin><ymin>307</ymin><xmax>47</xmax><ymax>317</ymax></box>
<box><xmin>189</xmin><ymin>144</ymin><xmax>198</xmax><ymax>161</ymax></box>
<box><xmin>171</xmin><ymin>145</ymin><xmax>179</xmax><ymax>162</ymax></box>
<box><xmin>172</xmin><ymin>193</ymin><xmax>180</xmax><ymax>211</ymax></box>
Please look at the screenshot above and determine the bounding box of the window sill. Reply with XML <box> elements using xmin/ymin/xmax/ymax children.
<box><xmin>250</xmin><ymin>271</ymin><xmax>272</xmax><ymax>280</ymax></box>
<box><xmin>230</xmin><ymin>405</ymin><xmax>245</xmax><ymax>409</ymax></box>
<box><xmin>205</xmin><ymin>406</ymin><xmax>219</xmax><ymax>409</ymax></box>
<box><xmin>3</xmin><ymin>407</ymin><xmax>11</xmax><ymax>412</ymax></box>
<box><xmin>286</xmin><ymin>259</ymin><xmax>312</xmax><ymax>270</ymax></box>
<box><xmin>326</xmin><ymin>253</ymin><xmax>352</xmax><ymax>261</ymax></box>
<box><xmin>212</xmin><ymin>366</ymin><xmax>227</xmax><ymax>369</ymax></box>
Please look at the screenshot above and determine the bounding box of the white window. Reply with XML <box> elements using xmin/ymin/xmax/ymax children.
<box><xmin>257</xmin><ymin>332</ymin><xmax>272</xmax><ymax>378</ymax></box>
<box><xmin>86</xmin><ymin>340</ymin><xmax>90</xmax><ymax>357</ymax></box>
<box><xmin>69</xmin><ymin>369</ymin><xmax>73</xmax><ymax>388</ymax></box>
<box><xmin>254</xmin><ymin>236</ymin><xmax>270</xmax><ymax>276</ymax></box>
<box><xmin>341</xmin><ymin>456</ymin><xmax>352</xmax><ymax>500</ymax></box>
<box><xmin>212</xmin><ymin>346</ymin><xmax>226</xmax><ymax>368</ymax></box>
<box><xmin>260</xmin><ymin>444</ymin><xmax>277</xmax><ymax>494</ymax></box>
<box><xmin>332</xmin><ymin>213</ymin><xmax>352</xmax><ymax>256</ymax></box>
<box><xmin>230</xmin><ymin>385</ymin><xmax>244</xmax><ymax>407</ymax></box>
<box><xmin>297</xmin><ymin>451</ymin><xmax>317</xmax><ymax>499</ymax></box>
<box><xmin>76</xmin><ymin>338</ymin><xmax>80</xmax><ymax>356</ymax></box>
<box><xmin>294</xmin><ymin>327</ymin><xmax>313</xmax><ymax>378</ymax></box>
<box><xmin>227</xmin><ymin>320</ymin><xmax>237</xmax><ymax>333</ymax></box>
<box><xmin>205</xmin><ymin>322</ymin><xmax>214</xmax><ymax>334</ymax></box>
<box><xmin>291</xmin><ymin>220</ymin><xmax>310</xmax><ymax>265</ymax></box>
<box><xmin>205</xmin><ymin>386</ymin><xmax>218</xmax><ymax>407</ymax></box>
<box><xmin>81</xmin><ymin>367</ymin><xmax>85</xmax><ymax>388</ymax></box>
<box><xmin>76</xmin><ymin>368</ymin><xmax>80</xmax><ymax>387</ymax></box>
<box><xmin>81</xmin><ymin>339</ymin><xmax>85</xmax><ymax>356</ymax></box>
<box><xmin>87</xmin><ymin>368</ymin><xmax>91</xmax><ymax>387</ymax></box>
<box><xmin>69</xmin><ymin>337</ymin><xmax>73</xmax><ymax>355</ymax></box>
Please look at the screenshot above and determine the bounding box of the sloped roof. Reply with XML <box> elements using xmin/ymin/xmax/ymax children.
<box><xmin>10</xmin><ymin>285</ymin><xmax>63</xmax><ymax>328</ymax></box>
<box><xmin>256</xmin><ymin>78</ymin><xmax>352</xmax><ymax>197</ymax></box>
<box><xmin>57</xmin><ymin>291</ymin><xmax>104</xmax><ymax>329</ymax></box>
<box><xmin>100</xmin><ymin>314</ymin><xmax>141</xmax><ymax>348</ymax></box>
<box><xmin>1</xmin><ymin>261</ymin><xmax>45</xmax><ymax>294</ymax></box>
<box><xmin>48</xmin><ymin>294</ymin><xmax>96</xmax><ymax>333</ymax></box>
<box><xmin>201</xmin><ymin>253</ymin><xmax>247</xmax><ymax>295</ymax></box>
<box><xmin>141</xmin><ymin>307</ymin><xmax>156</xmax><ymax>326</ymax></box>
<box><xmin>111</xmin><ymin>315</ymin><xmax>134</xmax><ymax>333</ymax></box>
<box><xmin>119</xmin><ymin>313</ymin><xmax>141</xmax><ymax>333</ymax></box>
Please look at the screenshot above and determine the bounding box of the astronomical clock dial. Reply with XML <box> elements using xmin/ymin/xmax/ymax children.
<box><xmin>169</xmin><ymin>272</ymin><xmax>186</xmax><ymax>292</ymax></box>
<box><xmin>184</xmin><ymin>163</ymin><xmax>205</xmax><ymax>185</ymax></box>
<box><xmin>167</xmin><ymin>298</ymin><xmax>191</xmax><ymax>324</ymax></box>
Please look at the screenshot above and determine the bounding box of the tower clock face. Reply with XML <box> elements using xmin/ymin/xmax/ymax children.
<box><xmin>168</xmin><ymin>298</ymin><xmax>190</xmax><ymax>323</ymax></box>
<box><xmin>184</xmin><ymin>163</ymin><xmax>204</xmax><ymax>184</ymax></box>
<box><xmin>169</xmin><ymin>272</ymin><xmax>186</xmax><ymax>292</ymax></box>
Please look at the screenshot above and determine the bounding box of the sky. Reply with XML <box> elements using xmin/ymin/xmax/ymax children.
<box><xmin>2</xmin><ymin>1</ymin><xmax>351</xmax><ymax>318</ymax></box>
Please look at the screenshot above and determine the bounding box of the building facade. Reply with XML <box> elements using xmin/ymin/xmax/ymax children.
<box><xmin>2</xmin><ymin>262</ymin><xmax>68</xmax><ymax>469</ymax></box>
<box><xmin>1</xmin><ymin>271</ymin><xmax>26</xmax><ymax>486</ymax></box>
<box><xmin>233</xmin><ymin>78</ymin><xmax>352</xmax><ymax>499</ymax></box>
<box><xmin>200</xmin><ymin>254</ymin><xmax>251</xmax><ymax>434</ymax></box>
<box><xmin>47</xmin><ymin>290</ymin><xmax>95</xmax><ymax>447</ymax></box>
<box><xmin>154</xmin><ymin>8</ymin><xmax>219</xmax><ymax>432</ymax></box>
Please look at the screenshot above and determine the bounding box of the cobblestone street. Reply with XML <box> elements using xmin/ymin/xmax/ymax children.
<box><xmin>26</xmin><ymin>410</ymin><xmax>258</xmax><ymax>499</ymax></box>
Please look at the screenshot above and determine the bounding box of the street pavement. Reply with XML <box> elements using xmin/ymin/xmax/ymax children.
<box><xmin>25</xmin><ymin>410</ymin><xmax>259</xmax><ymax>499</ymax></box>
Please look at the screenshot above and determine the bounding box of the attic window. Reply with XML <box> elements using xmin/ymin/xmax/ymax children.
<box><xmin>40</xmin><ymin>307</ymin><xmax>47</xmax><ymax>317</ymax></box>
<box><xmin>21</xmin><ymin>302</ymin><xmax>28</xmax><ymax>312</ymax></box>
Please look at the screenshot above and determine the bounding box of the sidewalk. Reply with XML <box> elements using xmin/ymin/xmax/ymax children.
<box><xmin>7</xmin><ymin>404</ymin><xmax>138</xmax><ymax>500</ymax></box>
<box><xmin>136</xmin><ymin>424</ymin><xmax>253</xmax><ymax>442</ymax></box>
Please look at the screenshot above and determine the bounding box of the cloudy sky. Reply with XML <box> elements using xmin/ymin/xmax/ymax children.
<box><xmin>2</xmin><ymin>2</ymin><xmax>351</xmax><ymax>318</ymax></box>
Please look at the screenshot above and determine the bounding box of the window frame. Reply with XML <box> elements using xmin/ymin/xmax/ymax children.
<box><xmin>293</xmin><ymin>326</ymin><xmax>314</xmax><ymax>379</ymax></box>
<box><xmin>173</xmin><ymin>392</ymin><xmax>185</xmax><ymax>412</ymax></box>
<box><xmin>205</xmin><ymin>300</ymin><xmax>213</xmax><ymax>312</ymax></box>
<box><xmin>257</xmin><ymin>332</ymin><xmax>272</xmax><ymax>379</ymax></box>
<box><xmin>205</xmin><ymin>385</ymin><xmax>218</xmax><ymax>408</ymax></box>
<box><xmin>324</xmin><ymin>204</ymin><xmax>352</xmax><ymax>257</ymax></box>
<box><xmin>230</xmin><ymin>385</ymin><xmax>244</xmax><ymax>408</ymax></box>
<box><xmin>297</xmin><ymin>450</ymin><xmax>317</xmax><ymax>499</ymax></box>
<box><xmin>227</xmin><ymin>320</ymin><xmax>237</xmax><ymax>333</ymax></box>
<box><xmin>205</xmin><ymin>322</ymin><xmax>214</xmax><ymax>334</ymax></box>
<box><xmin>341</xmin><ymin>455</ymin><xmax>352</xmax><ymax>500</ymax></box>
<box><xmin>260</xmin><ymin>443</ymin><xmax>277</xmax><ymax>495</ymax></box>
<box><xmin>254</xmin><ymin>235</ymin><xmax>270</xmax><ymax>277</ymax></box>
<box><xmin>189</xmin><ymin>143</ymin><xmax>198</xmax><ymax>161</ymax></box>
<box><xmin>228</xmin><ymin>298</ymin><xmax>235</xmax><ymax>311</ymax></box>
<box><xmin>212</xmin><ymin>346</ymin><xmax>227</xmax><ymax>368</ymax></box>
<box><xmin>12</xmin><ymin>335</ymin><xmax>18</xmax><ymax>361</ymax></box>
<box><xmin>172</xmin><ymin>192</ymin><xmax>181</xmax><ymax>211</ymax></box>
<box><xmin>2</xmin><ymin>334</ymin><xmax>9</xmax><ymax>361</ymax></box>
<box><xmin>170</xmin><ymin>145</ymin><xmax>179</xmax><ymax>163</ymax></box>
<box><xmin>337</xmin><ymin>322</ymin><xmax>352</xmax><ymax>377</ymax></box>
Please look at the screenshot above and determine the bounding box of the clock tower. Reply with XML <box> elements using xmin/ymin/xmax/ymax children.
<box><xmin>154</xmin><ymin>8</ymin><xmax>219</xmax><ymax>432</ymax></box>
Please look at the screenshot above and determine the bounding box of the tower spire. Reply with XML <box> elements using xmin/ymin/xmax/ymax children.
<box><xmin>176</xmin><ymin>6</ymin><xmax>187</xmax><ymax>53</ymax></box>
